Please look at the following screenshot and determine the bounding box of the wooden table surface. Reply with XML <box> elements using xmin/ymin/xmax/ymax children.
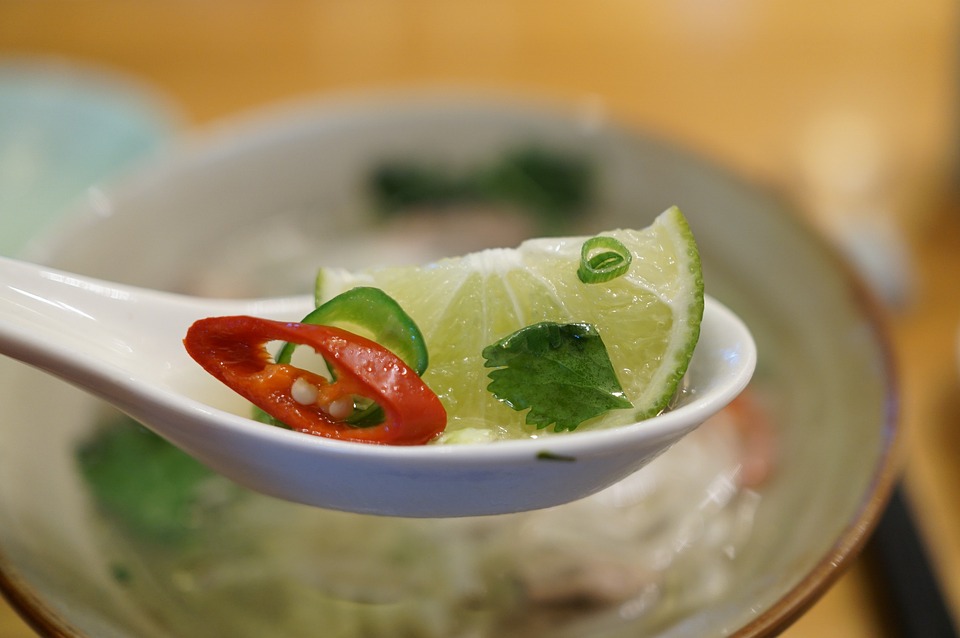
<box><xmin>1</xmin><ymin>2</ymin><xmax>958</xmax><ymax>635</ymax></box>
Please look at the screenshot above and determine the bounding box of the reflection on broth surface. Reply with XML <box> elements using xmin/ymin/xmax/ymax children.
<box><xmin>76</xmin><ymin>386</ymin><xmax>775</xmax><ymax>637</ymax></box>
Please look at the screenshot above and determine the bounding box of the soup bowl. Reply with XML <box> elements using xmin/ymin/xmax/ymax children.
<box><xmin>0</xmin><ymin>94</ymin><xmax>898</xmax><ymax>637</ymax></box>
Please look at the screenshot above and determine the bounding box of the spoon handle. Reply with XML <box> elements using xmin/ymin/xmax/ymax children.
<box><xmin>0</xmin><ymin>256</ymin><xmax>307</xmax><ymax>394</ymax></box>
<box><xmin>0</xmin><ymin>255</ymin><xmax>309</xmax><ymax>349</ymax></box>
<box><xmin>0</xmin><ymin>258</ymin><xmax>191</xmax><ymax>402</ymax></box>
<box><xmin>0</xmin><ymin>256</ymin><xmax>187</xmax><ymax>359</ymax></box>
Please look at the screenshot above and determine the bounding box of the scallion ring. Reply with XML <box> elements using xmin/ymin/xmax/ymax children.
<box><xmin>577</xmin><ymin>236</ymin><xmax>632</xmax><ymax>283</ymax></box>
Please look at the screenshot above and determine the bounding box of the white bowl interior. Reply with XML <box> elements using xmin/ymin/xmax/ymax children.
<box><xmin>0</xmin><ymin>96</ymin><xmax>895</xmax><ymax>637</ymax></box>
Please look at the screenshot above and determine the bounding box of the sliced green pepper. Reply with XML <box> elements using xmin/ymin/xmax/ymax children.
<box><xmin>277</xmin><ymin>286</ymin><xmax>428</xmax><ymax>375</ymax></box>
<box><xmin>259</xmin><ymin>287</ymin><xmax>429</xmax><ymax>427</ymax></box>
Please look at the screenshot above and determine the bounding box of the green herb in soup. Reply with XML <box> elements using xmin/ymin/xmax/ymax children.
<box><xmin>482</xmin><ymin>321</ymin><xmax>632</xmax><ymax>432</ymax></box>
<box><xmin>77</xmin><ymin>414</ymin><xmax>241</xmax><ymax>542</ymax></box>
<box><xmin>370</xmin><ymin>145</ymin><xmax>594</xmax><ymax>231</ymax></box>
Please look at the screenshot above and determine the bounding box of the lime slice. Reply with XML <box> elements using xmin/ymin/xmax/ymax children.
<box><xmin>316</xmin><ymin>206</ymin><xmax>704</xmax><ymax>442</ymax></box>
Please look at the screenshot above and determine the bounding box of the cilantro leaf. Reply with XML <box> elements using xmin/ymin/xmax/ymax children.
<box><xmin>77</xmin><ymin>413</ymin><xmax>241</xmax><ymax>542</ymax></box>
<box><xmin>482</xmin><ymin>322</ymin><xmax>632</xmax><ymax>432</ymax></box>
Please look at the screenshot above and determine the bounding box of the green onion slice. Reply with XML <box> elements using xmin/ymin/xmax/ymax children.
<box><xmin>577</xmin><ymin>236</ymin><xmax>632</xmax><ymax>283</ymax></box>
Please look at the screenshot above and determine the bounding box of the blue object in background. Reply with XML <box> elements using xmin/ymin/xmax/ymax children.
<box><xmin>0</xmin><ymin>58</ymin><xmax>179</xmax><ymax>255</ymax></box>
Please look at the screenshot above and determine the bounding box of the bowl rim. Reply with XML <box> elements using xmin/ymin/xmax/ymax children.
<box><xmin>0</xmin><ymin>91</ymin><xmax>902</xmax><ymax>637</ymax></box>
<box><xmin>0</xmin><ymin>563</ymin><xmax>81</xmax><ymax>637</ymax></box>
<box><xmin>730</xmin><ymin>244</ymin><xmax>902</xmax><ymax>636</ymax></box>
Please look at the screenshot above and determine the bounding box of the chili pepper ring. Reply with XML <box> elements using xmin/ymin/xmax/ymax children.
<box><xmin>183</xmin><ymin>316</ymin><xmax>447</xmax><ymax>445</ymax></box>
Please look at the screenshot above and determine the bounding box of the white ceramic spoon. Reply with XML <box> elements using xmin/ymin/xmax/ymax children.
<box><xmin>0</xmin><ymin>255</ymin><xmax>755</xmax><ymax>517</ymax></box>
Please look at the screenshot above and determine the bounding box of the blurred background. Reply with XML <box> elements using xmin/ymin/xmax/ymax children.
<box><xmin>0</xmin><ymin>1</ymin><xmax>957</xmax><ymax>635</ymax></box>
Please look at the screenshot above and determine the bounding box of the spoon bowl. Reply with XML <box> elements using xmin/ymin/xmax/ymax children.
<box><xmin>0</xmin><ymin>255</ymin><xmax>755</xmax><ymax>517</ymax></box>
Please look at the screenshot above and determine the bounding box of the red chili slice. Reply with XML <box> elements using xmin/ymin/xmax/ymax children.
<box><xmin>183</xmin><ymin>316</ymin><xmax>446</xmax><ymax>445</ymax></box>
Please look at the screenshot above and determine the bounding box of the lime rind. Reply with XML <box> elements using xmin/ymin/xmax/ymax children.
<box><xmin>628</xmin><ymin>206</ymin><xmax>704</xmax><ymax>420</ymax></box>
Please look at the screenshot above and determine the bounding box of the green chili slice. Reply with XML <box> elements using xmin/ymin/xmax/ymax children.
<box><xmin>577</xmin><ymin>236</ymin><xmax>632</xmax><ymax>284</ymax></box>
<box><xmin>258</xmin><ymin>287</ymin><xmax>428</xmax><ymax>427</ymax></box>
<box><xmin>276</xmin><ymin>287</ymin><xmax>428</xmax><ymax>375</ymax></box>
